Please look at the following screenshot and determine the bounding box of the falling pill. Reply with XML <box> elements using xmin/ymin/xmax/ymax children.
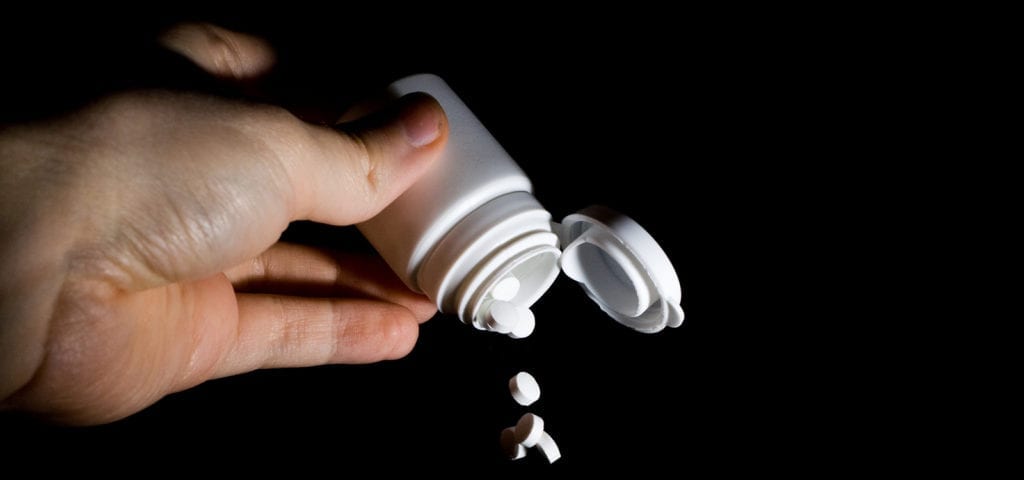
<box><xmin>500</xmin><ymin>427</ymin><xmax>526</xmax><ymax>460</ymax></box>
<box><xmin>534</xmin><ymin>431</ymin><xmax>561</xmax><ymax>464</ymax></box>
<box><xmin>513</xmin><ymin>413</ymin><xmax>544</xmax><ymax>448</ymax></box>
<box><xmin>509</xmin><ymin>371</ymin><xmax>540</xmax><ymax>406</ymax></box>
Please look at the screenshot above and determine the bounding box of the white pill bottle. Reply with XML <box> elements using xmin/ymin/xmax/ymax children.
<box><xmin>359</xmin><ymin>74</ymin><xmax>683</xmax><ymax>336</ymax></box>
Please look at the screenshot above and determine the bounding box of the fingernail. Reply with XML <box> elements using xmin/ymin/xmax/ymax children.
<box><xmin>399</xmin><ymin>97</ymin><xmax>443</xmax><ymax>148</ymax></box>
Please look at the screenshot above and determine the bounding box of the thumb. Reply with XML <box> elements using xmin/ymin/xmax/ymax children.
<box><xmin>85</xmin><ymin>90</ymin><xmax>447</xmax><ymax>290</ymax></box>
<box><xmin>289</xmin><ymin>92</ymin><xmax>448</xmax><ymax>225</ymax></box>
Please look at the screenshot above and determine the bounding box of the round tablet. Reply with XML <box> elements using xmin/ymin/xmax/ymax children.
<box><xmin>500</xmin><ymin>427</ymin><xmax>526</xmax><ymax>460</ymax></box>
<box><xmin>485</xmin><ymin>300</ymin><xmax>520</xmax><ymax>334</ymax></box>
<box><xmin>508</xmin><ymin>371</ymin><xmax>541</xmax><ymax>406</ymax></box>
<box><xmin>508</xmin><ymin>306</ymin><xmax>536</xmax><ymax>339</ymax></box>
<box><xmin>513</xmin><ymin>413</ymin><xmax>544</xmax><ymax>448</ymax></box>
<box><xmin>491</xmin><ymin>275</ymin><xmax>521</xmax><ymax>302</ymax></box>
<box><xmin>535</xmin><ymin>431</ymin><xmax>561</xmax><ymax>463</ymax></box>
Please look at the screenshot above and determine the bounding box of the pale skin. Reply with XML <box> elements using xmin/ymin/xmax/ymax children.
<box><xmin>0</xmin><ymin>23</ymin><xmax>448</xmax><ymax>424</ymax></box>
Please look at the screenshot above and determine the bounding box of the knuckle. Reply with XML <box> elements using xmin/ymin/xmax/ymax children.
<box><xmin>199</xmin><ymin>25</ymin><xmax>246</xmax><ymax>78</ymax></box>
<box><xmin>348</xmin><ymin>132</ymin><xmax>383</xmax><ymax>194</ymax></box>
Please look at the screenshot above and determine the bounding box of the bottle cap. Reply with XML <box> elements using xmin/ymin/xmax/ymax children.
<box><xmin>557</xmin><ymin>206</ymin><xmax>684</xmax><ymax>333</ymax></box>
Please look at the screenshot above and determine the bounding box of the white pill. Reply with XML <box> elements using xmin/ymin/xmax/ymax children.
<box><xmin>508</xmin><ymin>306</ymin><xmax>536</xmax><ymax>339</ymax></box>
<box><xmin>508</xmin><ymin>371</ymin><xmax>541</xmax><ymax>406</ymax></box>
<box><xmin>491</xmin><ymin>275</ymin><xmax>521</xmax><ymax>301</ymax></box>
<box><xmin>500</xmin><ymin>427</ymin><xmax>526</xmax><ymax>460</ymax></box>
<box><xmin>514</xmin><ymin>413</ymin><xmax>544</xmax><ymax>448</ymax></box>
<box><xmin>485</xmin><ymin>300</ymin><xmax>520</xmax><ymax>334</ymax></box>
<box><xmin>534</xmin><ymin>431</ymin><xmax>562</xmax><ymax>464</ymax></box>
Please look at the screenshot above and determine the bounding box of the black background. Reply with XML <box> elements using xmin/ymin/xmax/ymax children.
<box><xmin>0</xmin><ymin>8</ymin><xmax>839</xmax><ymax>471</ymax></box>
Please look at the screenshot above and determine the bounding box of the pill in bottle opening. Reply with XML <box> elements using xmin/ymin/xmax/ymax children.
<box><xmin>485</xmin><ymin>300</ymin><xmax>536</xmax><ymax>339</ymax></box>
<box><xmin>491</xmin><ymin>275</ymin><xmax>521</xmax><ymax>301</ymax></box>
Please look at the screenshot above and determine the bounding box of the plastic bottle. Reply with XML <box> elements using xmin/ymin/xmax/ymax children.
<box><xmin>358</xmin><ymin>74</ymin><xmax>683</xmax><ymax>335</ymax></box>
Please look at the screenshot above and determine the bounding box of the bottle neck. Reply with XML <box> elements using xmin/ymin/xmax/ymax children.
<box><xmin>416</xmin><ymin>192</ymin><xmax>561</xmax><ymax>327</ymax></box>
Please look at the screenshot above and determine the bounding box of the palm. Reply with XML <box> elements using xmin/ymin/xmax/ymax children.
<box><xmin>17</xmin><ymin>244</ymin><xmax>433</xmax><ymax>424</ymax></box>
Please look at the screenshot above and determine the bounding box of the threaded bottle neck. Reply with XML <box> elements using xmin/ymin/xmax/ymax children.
<box><xmin>416</xmin><ymin>192</ymin><xmax>561</xmax><ymax>327</ymax></box>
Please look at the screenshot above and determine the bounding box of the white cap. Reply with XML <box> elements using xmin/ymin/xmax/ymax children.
<box><xmin>557</xmin><ymin>206</ymin><xmax>684</xmax><ymax>333</ymax></box>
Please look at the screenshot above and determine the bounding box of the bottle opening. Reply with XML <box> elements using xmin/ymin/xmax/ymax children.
<box><xmin>460</xmin><ymin>241</ymin><xmax>560</xmax><ymax>328</ymax></box>
<box><xmin>486</xmin><ymin>249</ymin><xmax>561</xmax><ymax>308</ymax></box>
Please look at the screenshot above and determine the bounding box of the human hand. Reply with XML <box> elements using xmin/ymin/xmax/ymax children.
<box><xmin>0</xmin><ymin>23</ymin><xmax>448</xmax><ymax>424</ymax></box>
